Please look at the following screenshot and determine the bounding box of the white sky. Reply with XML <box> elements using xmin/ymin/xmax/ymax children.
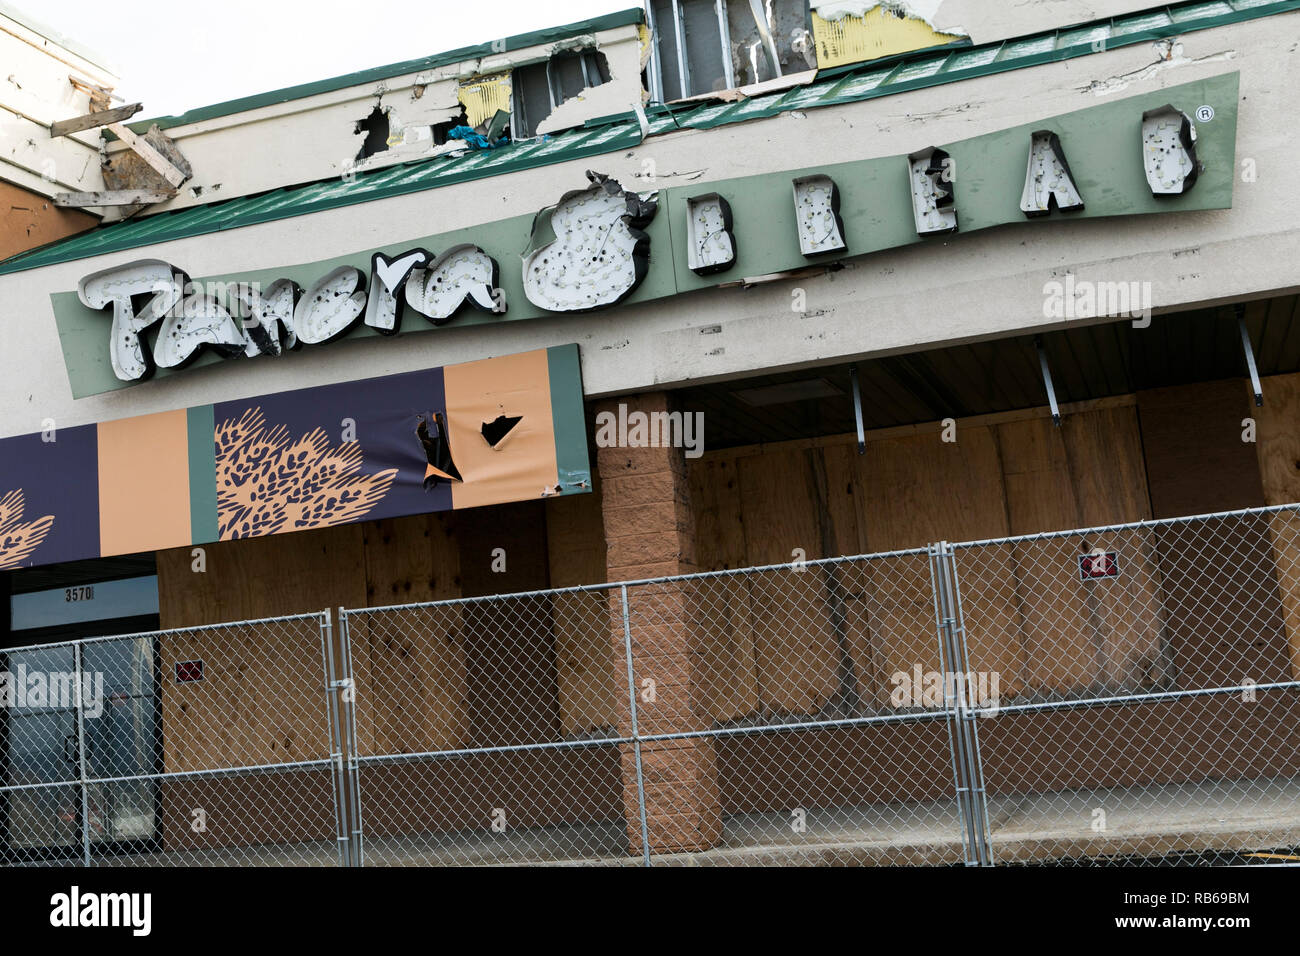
<box><xmin>19</xmin><ymin>0</ymin><xmax>633</xmax><ymax>117</ymax></box>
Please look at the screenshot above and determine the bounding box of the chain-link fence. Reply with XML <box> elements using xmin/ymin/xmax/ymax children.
<box><xmin>0</xmin><ymin>612</ymin><xmax>343</xmax><ymax>866</ymax></box>
<box><xmin>5</xmin><ymin>507</ymin><xmax>1300</xmax><ymax>865</ymax></box>
<box><xmin>952</xmin><ymin>507</ymin><xmax>1300</xmax><ymax>865</ymax></box>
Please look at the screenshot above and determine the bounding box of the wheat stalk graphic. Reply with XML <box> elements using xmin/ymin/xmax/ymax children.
<box><xmin>0</xmin><ymin>489</ymin><xmax>55</xmax><ymax>569</ymax></box>
<box><xmin>216</xmin><ymin>406</ymin><xmax>398</xmax><ymax>540</ymax></box>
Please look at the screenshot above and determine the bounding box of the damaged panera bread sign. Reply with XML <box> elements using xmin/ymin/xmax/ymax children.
<box><xmin>51</xmin><ymin>72</ymin><xmax>1239</xmax><ymax>399</ymax></box>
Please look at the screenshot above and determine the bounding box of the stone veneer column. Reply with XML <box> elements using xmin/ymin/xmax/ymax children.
<box><xmin>595</xmin><ymin>392</ymin><xmax>723</xmax><ymax>856</ymax></box>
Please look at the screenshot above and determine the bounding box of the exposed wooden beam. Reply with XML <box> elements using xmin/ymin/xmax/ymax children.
<box><xmin>50</xmin><ymin>102</ymin><xmax>143</xmax><ymax>138</ymax></box>
<box><xmin>53</xmin><ymin>188</ymin><xmax>176</xmax><ymax>207</ymax></box>
<box><xmin>105</xmin><ymin>122</ymin><xmax>188</xmax><ymax>188</ymax></box>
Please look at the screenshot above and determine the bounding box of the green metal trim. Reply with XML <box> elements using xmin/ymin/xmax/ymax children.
<box><xmin>123</xmin><ymin>7</ymin><xmax>646</xmax><ymax>134</ymax></box>
<box><xmin>186</xmin><ymin>404</ymin><xmax>218</xmax><ymax>545</ymax></box>
<box><xmin>546</xmin><ymin>344</ymin><xmax>591</xmax><ymax>495</ymax></box>
<box><xmin>0</xmin><ymin>0</ymin><xmax>1291</xmax><ymax>278</ymax></box>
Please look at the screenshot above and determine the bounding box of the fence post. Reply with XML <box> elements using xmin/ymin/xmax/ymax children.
<box><xmin>73</xmin><ymin>641</ymin><xmax>91</xmax><ymax>867</ymax></box>
<box><xmin>340</xmin><ymin>609</ymin><xmax>363</xmax><ymax>867</ymax></box>
<box><xmin>320</xmin><ymin>610</ymin><xmax>350</xmax><ymax>867</ymax></box>
<box><xmin>620</xmin><ymin>584</ymin><xmax>652</xmax><ymax>867</ymax></box>
<box><xmin>932</xmin><ymin>542</ymin><xmax>994</xmax><ymax>866</ymax></box>
<box><xmin>931</xmin><ymin>543</ymin><xmax>994</xmax><ymax>866</ymax></box>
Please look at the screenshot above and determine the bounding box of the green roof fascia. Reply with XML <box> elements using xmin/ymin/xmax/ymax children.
<box><xmin>123</xmin><ymin>7</ymin><xmax>645</xmax><ymax>134</ymax></box>
<box><xmin>2</xmin><ymin>0</ymin><xmax>1295</xmax><ymax>277</ymax></box>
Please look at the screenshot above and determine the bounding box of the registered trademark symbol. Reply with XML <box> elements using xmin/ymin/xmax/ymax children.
<box><xmin>1195</xmin><ymin>104</ymin><xmax>1215</xmax><ymax>123</ymax></box>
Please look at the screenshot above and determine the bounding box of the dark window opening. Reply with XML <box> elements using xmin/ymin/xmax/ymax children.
<box><xmin>432</xmin><ymin>106</ymin><xmax>469</xmax><ymax>146</ymax></box>
<box><xmin>512</xmin><ymin>49</ymin><xmax>611</xmax><ymax>139</ymax></box>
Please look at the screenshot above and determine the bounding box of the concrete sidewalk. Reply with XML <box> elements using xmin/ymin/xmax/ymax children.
<box><xmin>90</xmin><ymin>774</ymin><xmax>1300</xmax><ymax>866</ymax></box>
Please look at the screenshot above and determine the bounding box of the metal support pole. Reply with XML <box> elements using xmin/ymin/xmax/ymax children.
<box><xmin>644</xmin><ymin>1</ymin><xmax>665</xmax><ymax>103</ymax></box>
<box><xmin>337</xmin><ymin>608</ymin><xmax>364</xmax><ymax>866</ymax></box>
<box><xmin>932</xmin><ymin>543</ymin><xmax>994</xmax><ymax>866</ymax></box>
<box><xmin>850</xmin><ymin>365</ymin><xmax>866</xmax><ymax>455</ymax></box>
<box><xmin>671</xmin><ymin>0</ymin><xmax>690</xmax><ymax>99</ymax></box>
<box><xmin>1036</xmin><ymin>336</ymin><xmax>1061</xmax><ymax>426</ymax></box>
<box><xmin>320</xmin><ymin>610</ymin><xmax>349</xmax><ymax>867</ymax></box>
<box><xmin>1238</xmin><ymin>306</ymin><xmax>1263</xmax><ymax>407</ymax></box>
<box><xmin>715</xmin><ymin>0</ymin><xmax>736</xmax><ymax>90</ymax></box>
<box><xmin>73</xmin><ymin>642</ymin><xmax>92</xmax><ymax>866</ymax></box>
<box><xmin>620</xmin><ymin>584</ymin><xmax>652</xmax><ymax>866</ymax></box>
<box><xmin>946</xmin><ymin>546</ymin><xmax>994</xmax><ymax>866</ymax></box>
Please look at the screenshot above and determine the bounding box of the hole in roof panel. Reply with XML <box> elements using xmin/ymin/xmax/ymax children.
<box><xmin>942</xmin><ymin>46</ymin><xmax>1000</xmax><ymax>72</ymax></box>
<box><xmin>1110</xmin><ymin>11</ymin><xmax>1176</xmax><ymax>36</ymax></box>
<box><xmin>1170</xmin><ymin>1</ymin><xmax>1235</xmax><ymax>22</ymax></box>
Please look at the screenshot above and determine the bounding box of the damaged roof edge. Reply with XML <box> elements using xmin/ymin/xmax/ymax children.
<box><xmin>123</xmin><ymin>7</ymin><xmax>645</xmax><ymax>136</ymax></box>
<box><xmin>2</xmin><ymin>0</ymin><xmax>1295</xmax><ymax>277</ymax></box>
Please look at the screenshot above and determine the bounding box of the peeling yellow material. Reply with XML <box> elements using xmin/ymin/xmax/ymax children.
<box><xmin>457</xmin><ymin>71</ymin><xmax>512</xmax><ymax>128</ymax></box>
<box><xmin>811</xmin><ymin>6</ymin><xmax>963</xmax><ymax>69</ymax></box>
<box><xmin>637</xmin><ymin>22</ymin><xmax>652</xmax><ymax>71</ymax></box>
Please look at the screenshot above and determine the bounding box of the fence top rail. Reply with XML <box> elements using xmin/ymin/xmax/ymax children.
<box><xmin>947</xmin><ymin>501</ymin><xmax>1300</xmax><ymax>552</ymax></box>
<box><xmin>345</xmin><ymin>502</ymin><xmax>1300</xmax><ymax>618</ymax></box>
<box><xmin>0</xmin><ymin>609</ymin><xmax>330</xmax><ymax>656</ymax></box>
<box><xmin>347</xmin><ymin>545</ymin><xmax>935</xmax><ymax>616</ymax></box>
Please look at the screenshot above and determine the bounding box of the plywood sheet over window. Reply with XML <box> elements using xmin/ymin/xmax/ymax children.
<box><xmin>545</xmin><ymin>477</ymin><xmax>621</xmax><ymax>736</ymax></box>
<box><xmin>994</xmin><ymin>407</ymin><xmax>1166</xmax><ymax>698</ymax></box>
<box><xmin>1250</xmin><ymin>372</ymin><xmax>1300</xmax><ymax>682</ymax></box>
<box><xmin>687</xmin><ymin>399</ymin><xmax>1185</xmax><ymax>714</ymax></box>
<box><xmin>862</xmin><ymin>426</ymin><xmax>1026</xmax><ymax>701</ymax></box>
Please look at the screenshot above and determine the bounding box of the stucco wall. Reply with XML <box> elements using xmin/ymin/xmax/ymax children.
<box><xmin>0</xmin><ymin>13</ymin><xmax>1296</xmax><ymax>441</ymax></box>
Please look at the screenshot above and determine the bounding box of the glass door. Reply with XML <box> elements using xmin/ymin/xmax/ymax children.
<box><xmin>83</xmin><ymin>634</ymin><xmax>160</xmax><ymax>852</ymax></box>
<box><xmin>1</xmin><ymin>636</ymin><xmax>161</xmax><ymax>861</ymax></box>
<box><xmin>1</xmin><ymin>643</ymin><xmax>83</xmax><ymax>861</ymax></box>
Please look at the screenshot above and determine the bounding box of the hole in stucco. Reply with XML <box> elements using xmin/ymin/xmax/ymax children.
<box><xmin>356</xmin><ymin>105</ymin><xmax>391</xmax><ymax>160</ymax></box>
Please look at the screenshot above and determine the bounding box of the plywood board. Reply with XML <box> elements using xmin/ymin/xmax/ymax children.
<box><xmin>687</xmin><ymin>456</ymin><xmax>761</xmax><ymax>723</ymax></box>
<box><xmin>546</xmin><ymin>480</ymin><xmax>621</xmax><ymax>735</ymax></box>
<box><xmin>454</xmin><ymin>501</ymin><xmax>561</xmax><ymax>746</ymax></box>
<box><xmin>861</xmin><ymin>427</ymin><xmax>1026</xmax><ymax>698</ymax></box>
<box><xmin>735</xmin><ymin>449</ymin><xmax>841</xmax><ymax>715</ymax></box>
<box><xmin>995</xmin><ymin>409</ymin><xmax>1165</xmax><ymax>696</ymax></box>
<box><xmin>1137</xmin><ymin>379</ymin><xmax>1265</xmax><ymax>520</ymax></box>
<box><xmin>156</xmin><ymin>524</ymin><xmax>366</xmax><ymax>773</ymax></box>
<box><xmin>996</xmin><ymin>416</ymin><xmax>1100</xmax><ymax>694</ymax></box>
<box><xmin>1251</xmin><ymin>372</ymin><xmax>1300</xmax><ymax>680</ymax></box>
<box><xmin>354</xmin><ymin>513</ymin><xmax>467</xmax><ymax>755</ymax></box>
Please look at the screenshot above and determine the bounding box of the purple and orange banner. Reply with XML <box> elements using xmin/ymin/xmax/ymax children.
<box><xmin>0</xmin><ymin>344</ymin><xmax>589</xmax><ymax>569</ymax></box>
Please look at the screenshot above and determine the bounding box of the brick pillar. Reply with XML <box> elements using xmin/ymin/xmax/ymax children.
<box><xmin>596</xmin><ymin>392</ymin><xmax>723</xmax><ymax>855</ymax></box>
